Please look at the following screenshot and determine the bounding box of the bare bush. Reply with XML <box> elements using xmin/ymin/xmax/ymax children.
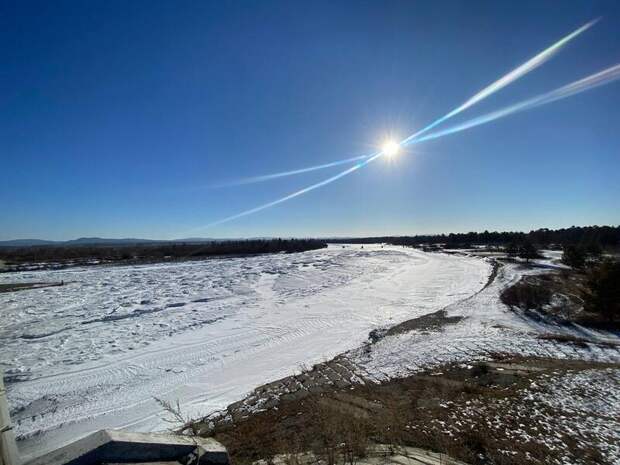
<box><xmin>309</xmin><ymin>397</ymin><xmax>371</xmax><ymax>465</ymax></box>
<box><xmin>582</xmin><ymin>259</ymin><xmax>620</xmax><ymax>323</ymax></box>
<box><xmin>500</xmin><ymin>279</ymin><xmax>551</xmax><ymax>310</ymax></box>
<box><xmin>154</xmin><ymin>397</ymin><xmax>199</xmax><ymax>434</ymax></box>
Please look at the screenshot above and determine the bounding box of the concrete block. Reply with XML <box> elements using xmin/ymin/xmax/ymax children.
<box><xmin>23</xmin><ymin>430</ymin><xmax>229</xmax><ymax>465</ymax></box>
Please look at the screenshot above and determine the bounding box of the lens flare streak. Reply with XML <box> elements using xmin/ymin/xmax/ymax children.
<box><xmin>211</xmin><ymin>154</ymin><xmax>370</xmax><ymax>188</ymax></box>
<box><xmin>205</xmin><ymin>154</ymin><xmax>379</xmax><ymax>227</ymax></box>
<box><xmin>196</xmin><ymin>19</ymin><xmax>614</xmax><ymax>230</ymax></box>
<box><xmin>212</xmin><ymin>19</ymin><xmax>596</xmax><ymax>189</ymax></box>
<box><xmin>400</xmin><ymin>18</ymin><xmax>599</xmax><ymax>145</ymax></box>
<box><xmin>413</xmin><ymin>63</ymin><xmax>620</xmax><ymax>145</ymax></box>
<box><xmin>201</xmin><ymin>62</ymin><xmax>620</xmax><ymax>230</ymax></box>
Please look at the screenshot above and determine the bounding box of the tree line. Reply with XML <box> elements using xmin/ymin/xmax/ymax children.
<box><xmin>0</xmin><ymin>239</ymin><xmax>327</xmax><ymax>267</ymax></box>
<box><xmin>327</xmin><ymin>225</ymin><xmax>620</xmax><ymax>249</ymax></box>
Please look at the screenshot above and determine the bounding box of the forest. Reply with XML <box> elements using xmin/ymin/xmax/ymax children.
<box><xmin>328</xmin><ymin>225</ymin><xmax>620</xmax><ymax>249</ymax></box>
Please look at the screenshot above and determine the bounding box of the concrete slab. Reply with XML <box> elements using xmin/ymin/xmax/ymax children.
<box><xmin>104</xmin><ymin>463</ymin><xmax>182</xmax><ymax>465</ymax></box>
<box><xmin>23</xmin><ymin>430</ymin><xmax>229</xmax><ymax>465</ymax></box>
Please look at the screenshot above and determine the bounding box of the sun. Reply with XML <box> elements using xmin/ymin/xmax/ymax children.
<box><xmin>382</xmin><ymin>140</ymin><xmax>400</xmax><ymax>158</ymax></box>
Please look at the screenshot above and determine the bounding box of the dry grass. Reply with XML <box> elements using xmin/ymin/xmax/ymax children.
<box><xmin>196</xmin><ymin>357</ymin><xmax>618</xmax><ymax>465</ymax></box>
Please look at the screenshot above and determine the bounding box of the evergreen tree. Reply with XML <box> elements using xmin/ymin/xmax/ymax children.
<box><xmin>505</xmin><ymin>242</ymin><xmax>519</xmax><ymax>258</ymax></box>
<box><xmin>562</xmin><ymin>245</ymin><xmax>586</xmax><ymax>270</ymax></box>
<box><xmin>585</xmin><ymin>242</ymin><xmax>602</xmax><ymax>260</ymax></box>
<box><xmin>583</xmin><ymin>260</ymin><xmax>620</xmax><ymax>323</ymax></box>
<box><xmin>518</xmin><ymin>241</ymin><xmax>539</xmax><ymax>262</ymax></box>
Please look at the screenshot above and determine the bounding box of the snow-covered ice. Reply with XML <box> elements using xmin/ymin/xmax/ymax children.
<box><xmin>0</xmin><ymin>244</ymin><xmax>490</xmax><ymax>459</ymax></box>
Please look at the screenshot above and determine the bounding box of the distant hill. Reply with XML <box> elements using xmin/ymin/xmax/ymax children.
<box><xmin>0</xmin><ymin>237</ymin><xmax>231</xmax><ymax>248</ymax></box>
<box><xmin>0</xmin><ymin>239</ymin><xmax>59</xmax><ymax>247</ymax></box>
<box><xmin>64</xmin><ymin>237</ymin><xmax>162</xmax><ymax>246</ymax></box>
<box><xmin>0</xmin><ymin>237</ymin><xmax>163</xmax><ymax>247</ymax></box>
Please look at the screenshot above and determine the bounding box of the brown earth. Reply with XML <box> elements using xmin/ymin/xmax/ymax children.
<box><xmin>192</xmin><ymin>356</ymin><xmax>618</xmax><ymax>465</ymax></box>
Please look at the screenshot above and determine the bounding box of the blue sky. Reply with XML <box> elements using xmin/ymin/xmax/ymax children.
<box><xmin>2</xmin><ymin>0</ymin><xmax>619</xmax><ymax>240</ymax></box>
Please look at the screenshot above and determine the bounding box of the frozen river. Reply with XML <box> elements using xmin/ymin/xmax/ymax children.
<box><xmin>0</xmin><ymin>244</ymin><xmax>490</xmax><ymax>458</ymax></box>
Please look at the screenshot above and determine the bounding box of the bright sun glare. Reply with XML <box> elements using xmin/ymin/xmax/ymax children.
<box><xmin>382</xmin><ymin>140</ymin><xmax>400</xmax><ymax>158</ymax></box>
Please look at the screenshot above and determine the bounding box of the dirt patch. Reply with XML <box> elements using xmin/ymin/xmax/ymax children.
<box><xmin>193</xmin><ymin>356</ymin><xmax>619</xmax><ymax>465</ymax></box>
<box><xmin>386</xmin><ymin>310</ymin><xmax>463</xmax><ymax>337</ymax></box>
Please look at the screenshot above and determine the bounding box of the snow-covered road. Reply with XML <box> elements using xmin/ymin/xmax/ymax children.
<box><xmin>0</xmin><ymin>244</ymin><xmax>490</xmax><ymax>459</ymax></box>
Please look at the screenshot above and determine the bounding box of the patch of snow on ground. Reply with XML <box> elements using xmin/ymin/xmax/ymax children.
<box><xmin>442</xmin><ymin>368</ymin><xmax>620</xmax><ymax>464</ymax></box>
<box><xmin>528</xmin><ymin>368</ymin><xmax>620</xmax><ymax>463</ymax></box>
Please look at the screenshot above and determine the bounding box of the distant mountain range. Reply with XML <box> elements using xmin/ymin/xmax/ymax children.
<box><xmin>0</xmin><ymin>237</ymin><xmax>226</xmax><ymax>247</ymax></box>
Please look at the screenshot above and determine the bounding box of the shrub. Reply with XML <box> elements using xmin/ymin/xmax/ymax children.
<box><xmin>584</xmin><ymin>242</ymin><xmax>603</xmax><ymax>260</ymax></box>
<box><xmin>501</xmin><ymin>280</ymin><xmax>552</xmax><ymax>310</ymax></box>
<box><xmin>562</xmin><ymin>245</ymin><xmax>586</xmax><ymax>270</ymax></box>
<box><xmin>309</xmin><ymin>399</ymin><xmax>371</xmax><ymax>465</ymax></box>
<box><xmin>505</xmin><ymin>242</ymin><xmax>519</xmax><ymax>258</ymax></box>
<box><xmin>582</xmin><ymin>259</ymin><xmax>620</xmax><ymax>323</ymax></box>
<box><xmin>518</xmin><ymin>241</ymin><xmax>540</xmax><ymax>262</ymax></box>
<box><xmin>470</xmin><ymin>362</ymin><xmax>490</xmax><ymax>378</ymax></box>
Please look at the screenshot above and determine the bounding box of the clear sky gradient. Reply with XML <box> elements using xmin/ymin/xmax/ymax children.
<box><xmin>2</xmin><ymin>0</ymin><xmax>619</xmax><ymax>240</ymax></box>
